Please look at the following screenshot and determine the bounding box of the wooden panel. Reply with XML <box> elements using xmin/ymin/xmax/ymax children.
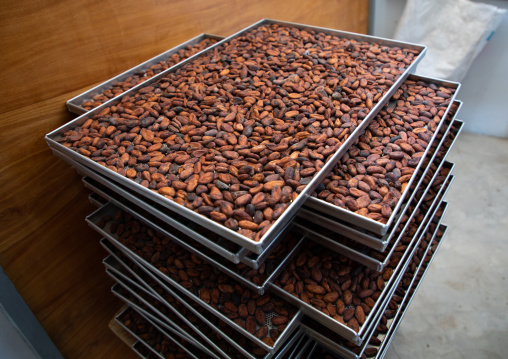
<box><xmin>0</xmin><ymin>0</ymin><xmax>368</xmax><ymax>114</ymax></box>
<box><xmin>0</xmin><ymin>188</ymin><xmax>136</xmax><ymax>358</ymax></box>
<box><xmin>0</xmin><ymin>1</ymin><xmax>369</xmax><ymax>357</ymax></box>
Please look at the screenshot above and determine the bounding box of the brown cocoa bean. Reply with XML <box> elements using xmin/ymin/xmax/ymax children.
<box><xmin>271</xmin><ymin>316</ymin><xmax>289</xmax><ymax>326</ymax></box>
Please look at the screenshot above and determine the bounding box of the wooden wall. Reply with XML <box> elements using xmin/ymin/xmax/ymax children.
<box><xmin>0</xmin><ymin>0</ymin><xmax>369</xmax><ymax>357</ymax></box>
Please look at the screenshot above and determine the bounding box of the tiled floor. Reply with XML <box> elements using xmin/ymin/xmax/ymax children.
<box><xmin>385</xmin><ymin>131</ymin><xmax>508</xmax><ymax>359</ymax></box>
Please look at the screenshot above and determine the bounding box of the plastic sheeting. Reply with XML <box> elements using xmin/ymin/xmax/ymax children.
<box><xmin>394</xmin><ymin>0</ymin><xmax>506</xmax><ymax>81</ymax></box>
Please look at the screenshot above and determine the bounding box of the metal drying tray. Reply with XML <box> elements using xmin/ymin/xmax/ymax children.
<box><xmin>111</xmin><ymin>261</ymin><xmax>304</xmax><ymax>359</ymax></box>
<box><xmin>103</xmin><ymin>249</ymin><xmax>268</xmax><ymax>359</ymax></box>
<box><xmin>305</xmin><ymin>224</ymin><xmax>447</xmax><ymax>359</ymax></box>
<box><xmin>80</xmin><ymin>167</ymin><xmax>297</xmax><ymax>271</ymax></box>
<box><xmin>121</xmin><ymin>299</ymin><xmax>219</xmax><ymax>359</ymax></box>
<box><xmin>371</xmin><ymin>224</ymin><xmax>449</xmax><ymax>359</ymax></box>
<box><xmin>298</xmin><ymin>205</ymin><xmax>446</xmax><ymax>359</ymax></box>
<box><xmin>88</xmin><ymin>205</ymin><xmax>303</xmax><ymax>354</ymax></box>
<box><xmin>92</xmin><ymin>199</ymin><xmax>305</xmax><ymax>295</ymax></box>
<box><xmin>52</xmin><ymin>148</ymin><xmax>243</xmax><ymax>264</ymax></box>
<box><xmin>100</xmin><ymin>238</ymin><xmax>304</xmax><ymax>359</ymax></box>
<box><xmin>57</xmin><ymin>146</ymin><xmax>290</xmax><ymax>270</ymax></box>
<box><xmin>297</xmin><ymin>118</ymin><xmax>463</xmax><ymax>266</ymax></box>
<box><xmin>115</xmin><ymin>306</ymin><xmax>201</xmax><ymax>359</ymax></box>
<box><xmin>122</xmin><ymin>248</ymin><xmax>303</xmax><ymax>354</ymax></box>
<box><xmin>298</xmin><ymin>158</ymin><xmax>454</xmax><ymax>272</ymax></box>
<box><xmin>80</xmin><ymin>162</ymin><xmax>293</xmax><ymax>269</ymax></box>
<box><xmin>304</xmin><ymin>76</ymin><xmax>461</xmax><ymax>236</ymax></box>
<box><xmin>46</xmin><ymin>18</ymin><xmax>427</xmax><ymax>254</ymax></box>
<box><xmin>82</xmin><ymin>168</ymin><xmax>296</xmax><ymax>270</ymax></box>
<box><xmin>67</xmin><ymin>33</ymin><xmax>224</xmax><ymax>115</ymax></box>
<box><xmin>104</xmin><ymin>255</ymin><xmax>197</xmax><ymax>340</ymax></box>
<box><xmin>298</xmin><ymin>101</ymin><xmax>462</xmax><ymax>251</ymax></box>
<box><xmin>110</xmin><ymin>272</ymin><xmax>223</xmax><ymax>358</ymax></box>
<box><xmin>270</xmin><ymin>186</ymin><xmax>448</xmax><ymax>346</ymax></box>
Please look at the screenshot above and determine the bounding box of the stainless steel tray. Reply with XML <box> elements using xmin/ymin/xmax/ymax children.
<box><xmin>104</xmin><ymin>256</ymin><xmax>193</xmax><ymax>338</ymax></box>
<box><xmin>298</xmin><ymin>157</ymin><xmax>454</xmax><ymax>271</ymax></box>
<box><xmin>270</xmin><ymin>185</ymin><xmax>449</xmax><ymax>346</ymax></box>
<box><xmin>128</xmin><ymin>250</ymin><xmax>302</xmax><ymax>354</ymax></box>
<box><xmin>51</xmin><ymin>149</ymin><xmax>243</xmax><ymax>264</ymax></box>
<box><xmin>67</xmin><ymin>147</ymin><xmax>302</xmax><ymax>271</ymax></box>
<box><xmin>107</xmin><ymin>261</ymin><xmax>259</xmax><ymax>359</ymax></box>
<box><xmin>113</xmin><ymin>281</ymin><xmax>225</xmax><ymax>359</ymax></box>
<box><xmin>92</xmin><ymin>197</ymin><xmax>305</xmax><ymax>294</ymax></box>
<box><xmin>112</xmin><ymin>263</ymin><xmax>305</xmax><ymax>359</ymax></box>
<box><xmin>101</xmin><ymin>240</ymin><xmax>297</xmax><ymax>359</ymax></box>
<box><xmin>66</xmin><ymin>33</ymin><xmax>224</xmax><ymax>115</ymax></box>
<box><xmin>304</xmin><ymin>77</ymin><xmax>461</xmax><ymax>236</ymax></box>
<box><xmin>115</xmin><ymin>306</ymin><xmax>200</xmax><ymax>359</ymax></box>
<box><xmin>76</xmin><ymin>152</ymin><xmax>296</xmax><ymax>270</ymax></box>
<box><xmin>299</xmin><ymin>101</ymin><xmax>462</xmax><ymax>251</ymax></box>
<box><xmin>88</xmin><ymin>205</ymin><xmax>303</xmax><ymax>354</ymax></box>
<box><xmin>82</xmin><ymin>166</ymin><xmax>298</xmax><ymax>270</ymax></box>
<box><xmin>111</xmin><ymin>275</ymin><xmax>223</xmax><ymax>358</ymax></box>
<box><xmin>373</xmin><ymin>225</ymin><xmax>449</xmax><ymax>359</ymax></box>
<box><xmin>46</xmin><ymin>18</ymin><xmax>427</xmax><ymax>254</ymax></box>
<box><xmin>296</xmin><ymin>118</ymin><xmax>463</xmax><ymax>266</ymax></box>
<box><xmin>299</xmin><ymin>205</ymin><xmax>446</xmax><ymax>359</ymax></box>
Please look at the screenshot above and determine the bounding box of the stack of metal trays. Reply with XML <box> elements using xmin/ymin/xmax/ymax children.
<box><xmin>270</xmin><ymin>184</ymin><xmax>451</xmax><ymax>345</ymax></box>
<box><xmin>46</xmin><ymin>18</ymin><xmax>427</xmax><ymax>256</ymax></box>
<box><xmin>300</xmin><ymin>76</ymin><xmax>461</xmax><ymax>247</ymax></box>
<box><xmin>45</xmin><ymin>18</ymin><xmax>465</xmax><ymax>359</ymax></box>
<box><xmin>302</xmin><ymin>224</ymin><xmax>449</xmax><ymax>359</ymax></box>
<box><xmin>295</xmin><ymin>116</ymin><xmax>463</xmax><ymax>271</ymax></box>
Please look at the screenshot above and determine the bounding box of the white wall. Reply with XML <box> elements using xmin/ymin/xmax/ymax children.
<box><xmin>370</xmin><ymin>0</ymin><xmax>508</xmax><ymax>138</ymax></box>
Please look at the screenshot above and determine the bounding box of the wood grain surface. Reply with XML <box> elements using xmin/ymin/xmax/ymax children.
<box><xmin>0</xmin><ymin>1</ymin><xmax>368</xmax><ymax>357</ymax></box>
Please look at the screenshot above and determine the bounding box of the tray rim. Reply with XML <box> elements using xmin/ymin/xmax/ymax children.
<box><xmin>304</xmin><ymin>221</ymin><xmax>448</xmax><ymax>359</ymax></box>
<box><xmin>298</xmin><ymin>118</ymin><xmax>463</xmax><ymax>267</ymax></box>
<box><xmin>299</xmin><ymin>202</ymin><xmax>448</xmax><ymax>359</ymax></box>
<box><xmin>102</xmin><ymin>247</ymin><xmax>268</xmax><ymax>359</ymax></box>
<box><xmin>55</xmin><ymin>149</ymin><xmax>243</xmax><ymax>264</ymax></box>
<box><xmin>374</xmin><ymin>224</ymin><xmax>450</xmax><ymax>359</ymax></box>
<box><xmin>89</xmin><ymin>183</ymin><xmax>306</xmax><ymax>295</ymax></box>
